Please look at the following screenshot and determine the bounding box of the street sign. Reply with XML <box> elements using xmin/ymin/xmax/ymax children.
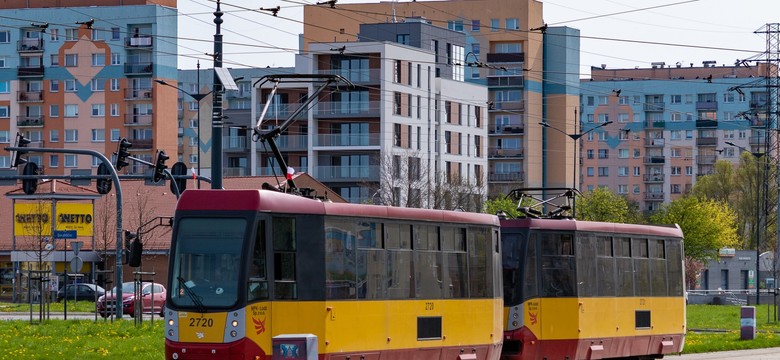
<box><xmin>53</xmin><ymin>230</ymin><xmax>77</xmax><ymax>239</ymax></box>
<box><xmin>71</xmin><ymin>241</ymin><xmax>83</xmax><ymax>256</ymax></box>
<box><xmin>70</xmin><ymin>256</ymin><xmax>83</xmax><ymax>273</ymax></box>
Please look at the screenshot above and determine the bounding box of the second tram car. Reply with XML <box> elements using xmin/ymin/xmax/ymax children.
<box><xmin>164</xmin><ymin>189</ymin><xmax>504</xmax><ymax>360</ymax></box>
<box><xmin>500</xmin><ymin>218</ymin><xmax>685</xmax><ymax>360</ymax></box>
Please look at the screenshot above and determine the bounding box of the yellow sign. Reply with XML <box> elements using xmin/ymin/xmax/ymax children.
<box><xmin>14</xmin><ymin>202</ymin><xmax>94</xmax><ymax>237</ymax></box>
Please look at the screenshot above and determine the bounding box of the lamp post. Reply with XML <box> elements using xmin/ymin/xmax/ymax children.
<box><xmin>539</xmin><ymin>120</ymin><xmax>613</xmax><ymax>216</ymax></box>
<box><xmin>726</xmin><ymin>141</ymin><xmax>765</xmax><ymax>305</ymax></box>
<box><xmin>155</xmin><ymin>63</ymin><xmax>210</xmax><ymax>189</ymax></box>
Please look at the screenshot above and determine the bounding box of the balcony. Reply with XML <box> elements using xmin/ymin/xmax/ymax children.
<box><xmin>643</xmin><ymin>102</ymin><xmax>665</xmax><ymax>112</ymax></box>
<box><xmin>18</xmin><ymin>65</ymin><xmax>44</xmax><ymax>77</ymax></box>
<box><xmin>225</xmin><ymin>167</ymin><xmax>248</xmax><ymax>177</ymax></box>
<box><xmin>696</xmin><ymin>137</ymin><xmax>717</xmax><ymax>146</ymax></box>
<box><xmin>124</xmin><ymin>88</ymin><xmax>153</xmax><ymax>100</ymax></box>
<box><xmin>124</xmin><ymin>62</ymin><xmax>153</xmax><ymax>75</ymax></box>
<box><xmin>750</xmin><ymin>101</ymin><xmax>767</xmax><ymax>110</ymax></box>
<box><xmin>17</xmin><ymin>116</ymin><xmax>44</xmax><ymax>127</ymax></box>
<box><xmin>314</xmin><ymin>101</ymin><xmax>380</xmax><ymax>118</ymax></box>
<box><xmin>18</xmin><ymin>90</ymin><xmax>43</xmax><ymax>102</ymax></box>
<box><xmin>645</xmin><ymin>120</ymin><xmax>665</xmax><ymax>128</ymax></box>
<box><xmin>18</xmin><ymin>38</ymin><xmax>43</xmax><ymax>52</ymax></box>
<box><xmin>488</xmin><ymin>147</ymin><xmax>524</xmax><ymax>158</ymax></box>
<box><xmin>262</xmin><ymin>103</ymin><xmax>308</xmax><ymax>121</ymax></box>
<box><xmin>315</xmin><ymin>133</ymin><xmax>379</xmax><ymax>147</ymax></box>
<box><xmin>749</xmin><ymin>135</ymin><xmax>765</xmax><ymax>146</ymax></box>
<box><xmin>489</xmin><ymin>125</ymin><xmax>524</xmax><ymax>135</ymax></box>
<box><xmin>276</xmin><ymin>135</ymin><xmax>309</xmax><ymax>151</ymax></box>
<box><xmin>490</xmin><ymin>100</ymin><xmax>524</xmax><ymax>111</ymax></box>
<box><xmin>644</xmin><ymin>192</ymin><xmax>665</xmax><ymax>201</ymax></box>
<box><xmin>696</xmin><ymin>155</ymin><xmax>717</xmax><ymax>165</ymax></box>
<box><xmin>129</xmin><ymin>138</ymin><xmax>153</xmax><ymax>149</ymax></box>
<box><xmin>487</xmin><ymin>76</ymin><xmax>524</xmax><ymax>88</ymax></box>
<box><xmin>644</xmin><ymin>138</ymin><xmax>664</xmax><ymax>147</ymax></box>
<box><xmin>750</xmin><ymin>118</ymin><xmax>767</xmax><ymax>128</ymax></box>
<box><xmin>224</xmin><ymin>135</ymin><xmax>249</xmax><ymax>151</ymax></box>
<box><xmin>643</xmin><ymin>156</ymin><xmax>665</xmax><ymax>164</ymax></box>
<box><xmin>124</xmin><ymin>114</ymin><xmax>153</xmax><ymax>126</ymax></box>
<box><xmin>485</xmin><ymin>52</ymin><xmax>524</xmax><ymax>63</ymax></box>
<box><xmin>643</xmin><ymin>173</ymin><xmax>664</xmax><ymax>183</ymax></box>
<box><xmin>317</xmin><ymin>69</ymin><xmax>381</xmax><ymax>85</ymax></box>
<box><xmin>695</xmin><ymin>101</ymin><xmax>718</xmax><ymax>111</ymax></box>
<box><xmin>125</xmin><ymin>35</ymin><xmax>153</xmax><ymax>48</ymax></box>
<box><xmin>316</xmin><ymin>165</ymin><xmax>380</xmax><ymax>182</ymax></box>
<box><xmin>695</xmin><ymin>119</ymin><xmax>717</xmax><ymax>128</ymax></box>
<box><xmin>488</xmin><ymin>172</ymin><xmax>524</xmax><ymax>182</ymax></box>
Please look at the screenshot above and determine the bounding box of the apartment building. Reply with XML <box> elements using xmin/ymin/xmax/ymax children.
<box><xmin>0</xmin><ymin>0</ymin><xmax>178</xmax><ymax>176</ymax></box>
<box><xmin>579</xmin><ymin>61</ymin><xmax>770</xmax><ymax>212</ymax></box>
<box><xmin>303</xmin><ymin>0</ymin><xmax>580</xmax><ymax>197</ymax></box>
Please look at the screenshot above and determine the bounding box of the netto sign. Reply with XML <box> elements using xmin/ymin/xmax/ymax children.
<box><xmin>13</xmin><ymin>203</ymin><xmax>94</xmax><ymax>237</ymax></box>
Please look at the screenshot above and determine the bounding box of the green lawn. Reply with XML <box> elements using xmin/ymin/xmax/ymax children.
<box><xmin>0</xmin><ymin>304</ymin><xmax>779</xmax><ymax>358</ymax></box>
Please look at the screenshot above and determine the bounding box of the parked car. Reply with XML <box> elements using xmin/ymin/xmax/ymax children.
<box><xmin>97</xmin><ymin>282</ymin><xmax>166</xmax><ymax>318</ymax></box>
<box><xmin>56</xmin><ymin>284</ymin><xmax>105</xmax><ymax>302</ymax></box>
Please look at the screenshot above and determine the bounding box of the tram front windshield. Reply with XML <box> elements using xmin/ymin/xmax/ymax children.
<box><xmin>170</xmin><ymin>217</ymin><xmax>246</xmax><ymax>309</ymax></box>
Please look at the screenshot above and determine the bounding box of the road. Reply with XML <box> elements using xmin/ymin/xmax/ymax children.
<box><xmin>672</xmin><ymin>348</ymin><xmax>780</xmax><ymax>360</ymax></box>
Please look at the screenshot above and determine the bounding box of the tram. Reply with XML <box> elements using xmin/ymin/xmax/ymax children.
<box><xmin>164</xmin><ymin>189</ymin><xmax>504</xmax><ymax>360</ymax></box>
<box><xmin>500</xmin><ymin>189</ymin><xmax>686</xmax><ymax>360</ymax></box>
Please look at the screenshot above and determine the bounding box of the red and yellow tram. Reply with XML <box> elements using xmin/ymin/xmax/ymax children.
<box><xmin>164</xmin><ymin>189</ymin><xmax>504</xmax><ymax>360</ymax></box>
<box><xmin>500</xmin><ymin>218</ymin><xmax>685</xmax><ymax>360</ymax></box>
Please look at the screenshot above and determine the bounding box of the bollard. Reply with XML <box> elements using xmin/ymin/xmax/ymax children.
<box><xmin>740</xmin><ymin>306</ymin><xmax>756</xmax><ymax>340</ymax></box>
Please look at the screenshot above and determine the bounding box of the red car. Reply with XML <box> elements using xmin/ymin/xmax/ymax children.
<box><xmin>97</xmin><ymin>282</ymin><xmax>166</xmax><ymax>317</ymax></box>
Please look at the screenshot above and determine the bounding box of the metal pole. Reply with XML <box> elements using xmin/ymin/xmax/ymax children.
<box><xmin>211</xmin><ymin>0</ymin><xmax>224</xmax><ymax>189</ymax></box>
<box><xmin>197</xmin><ymin>61</ymin><xmax>201</xmax><ymax>189</ymax></box>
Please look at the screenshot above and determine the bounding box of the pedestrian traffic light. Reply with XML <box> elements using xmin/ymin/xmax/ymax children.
<box><xmin>152</xmin><ymin>150</ymin><xmax>169</xmax><ymax>183</ymax></box>
<box><xmin>96</xmin><ymin>162</ymin><xmax>112</xmax><ymax>195</ymax></box>
<box><xmin>11</xmin><ymin>132</ymin><xmax>31</xmax><ymax>168</ymax></box>
<box><xmin>22</xmin><ymin>162</ymin><xmax>38</xmax><ymax>195</ymax></box>
<box><xmin>114</xmin><ymin>138</ymin><xmax>132</xmax><ymax>171</ymax></box>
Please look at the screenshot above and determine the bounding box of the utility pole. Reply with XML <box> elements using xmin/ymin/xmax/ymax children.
<box><xmin>211</xmin><ymin>0</ymin><xmax>224</xmax><ymax>189</ymax></box>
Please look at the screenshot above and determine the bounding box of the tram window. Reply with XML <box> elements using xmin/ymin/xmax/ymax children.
<box><xmin>357</xmin><ymin>249</ymin><xmax>386</xmax><ymax>299</ymax></box>
<box><xmin>577</xmin><ymin>233</ymin><xmax>597</xmax><ymax>297</ymax></box>
<box><xmin>522</xmin><ymin>233</ymin><xmax>538</xmax><ymax>301</ymax></box>
<box><xmin>616</xmin><ymin>257</ymin><xmax>634</xmax><ymax>296</ymax></box>
<box><xmin>614</xmin><ymin>237</ymin><xmax>631</xmax><ymax>257</ymax></box>
<box><xmin>248</xmin><ymin>221</ymin><xmax>268</xmax><ymax>302</ymax></box>
<box><xmin>415</xmin><ymin>250</ymin><xmax>442</xmax><ymax>298</ymax></box>
<box><xmin>442</xmin><ymin>227</ymin><xmax>466</xmax><ymax>252</ymax></box>
<box><xmin>386</xmin><ymin>223</ymin><xmax>412</xmax><ymax>250</ymax></box>
<box><xmin>650</xmin><ymin>239</ymin><xmax>665</xmax><ymax>258</ymax></box>
<box><xmin>415</xmin><ymin>225</ymin><xmax>439</xmax><ymax>250</ymax></box>
<box><xmin>325</xmin><ymin>219</ymin><xmax>357</xmax><ymax>299</ymax></box>
<box><xmin>667</xmin><ymin>240</ymin><xmax>684</xmax><ymax>296</ymax></box>
<box><xmin>387</xmin><ymin>250</ymin><xmax>412</xmax><ymax>299</ymax></box>
<box><xmin>442</xmin><ymin>251</ymin><xmax>467</xmax><ymax>298</ymax></box>
<box><xmin>468</xmin><ymin>227</ymin><xmax>491</xmax><ymax>298</ymax></box>
<box><xmin>357</xmin><ymin>221</ymin><xmax>381</xmax><ymax>249</ymax></box>
<box><xmin>632</xmin><ymin>238</ymin><xmax>649</xmax><ymax>258</ymax></box>
<box><xmin>598</xmin><ymin>236</ymin><xmax>613</xmax><ymax>257</ymax></box>
<box><xmin>634</xmin><ymin>257</ymin><xmax>652</xmax><ymax>296</ymax></box>
<box><xmin>541</xmin><ymin>233</ymin><xmax>576</xmax><ymax>297</ymax></box>
<box><xmin>273</xmin><ymin>217</ymin><xmax>297</xmax><ymax>300</ymax></box>
<box><xmin>597</xmin><ymin>255</ymin><xmax>616</xmax><ymax>297</ymax></box>
<box><xmin>651</xmin><ymin>257</ymin><xmax>667</xmax><ymax>296</ymax></box>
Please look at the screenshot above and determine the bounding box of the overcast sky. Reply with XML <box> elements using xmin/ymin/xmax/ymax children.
<box><xmin>176</xmin><ymin>0</ymin><xmax>779</xmax><ymax>77</ymax></box>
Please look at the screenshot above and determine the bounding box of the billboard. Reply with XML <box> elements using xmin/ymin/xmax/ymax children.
<box><xmin>14</xmin><ymin>202</ymin><xmax>94</xmax><ymax>237</ymax></box>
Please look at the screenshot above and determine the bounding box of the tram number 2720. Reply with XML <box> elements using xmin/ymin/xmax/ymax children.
<box><xmin>189</xmin><ymin>318</ymin><xmax>215</xmax><ymax>327</ymax></box>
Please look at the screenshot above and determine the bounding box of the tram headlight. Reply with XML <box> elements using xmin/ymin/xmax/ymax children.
<box><xmin>168</xmin><ymin>329</ymin><xmax>174</xmax><ymax>337</ymax></box>
<box><xmin>168</xmin><ymin>319</ymin><xmax>175</xmax><ymax>326</ymax></box>
<box><xmin>513</xmin><ymin>313</ymin><xmax>519</xmax><ymax>319</ymax></box>
<box><xmin>512</xmin><ymin>321</ymin><xmax>518</xmax><ymax>327</ymax></box>
<box><xmin>230</xmin><ymin>330</ymin><xmax>238</xmax><ymax>337</ymax></box>
<box><xmin>231</xmin><ymin>320</ymin><xmax>239</xmax><ymax>327</ymax></box>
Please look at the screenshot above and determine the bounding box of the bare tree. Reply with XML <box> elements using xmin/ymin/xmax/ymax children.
<box><xmin>125</xmin><ymin>188</ymin><xmax>170</xmax><ymax>283</ymax></box>
<box><xmin>16</xmin><ymin>199</ymin><xmax>55</xmax><ymax>302</ymax></box>
<box><xmin>93</xmin><ymin>194</ymin><xmax>117</xmax><ymax>288</ymax></box>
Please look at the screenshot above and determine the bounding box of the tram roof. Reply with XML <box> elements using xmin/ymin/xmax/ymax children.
<box><xmin>499</xmin><ymin>218</ymin><xmax>683</xmax><ymax>238</ymax></box>
<box><xmin>177</xmin><ymin>189</ymin><xmax>500</xmax><ymax>226</ymax></box>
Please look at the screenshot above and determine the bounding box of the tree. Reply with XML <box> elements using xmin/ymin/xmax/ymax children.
<box><xmin>575</xmin><ymin>186</ymin><xmax>630</xmax><ymax>223</ymax></box>
<box><xmin>650</xmin><ymin>195</ymin><xmax>739</xmax><ymax>262</ymax></box>
<box><xmin>691</xmin><ymin>160</ymin><xmax>737</xmax><ymax>204</ymax></box>
<box><xmin>483</xmin><ymin>196</ymin><xmax>520</xmax><ymax>219</ymax></box>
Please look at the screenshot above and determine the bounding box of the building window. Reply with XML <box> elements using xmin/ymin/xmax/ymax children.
<box><xmin>50</xmin><ymin>105</ymin><xmax>59</xmax><ymax>118</ymax></box>
<box><xmin>393</xmin><ymin>92</ymin><xmax>401</xmax><ymax>115</ymax></box>
<box><xmin>598</xmin><ymin>149</ymin><xmax>608</xmax><ymax>159</ymax></box>
<box><xmin>0</xmin><ymin>31</ymin><xmax>9</xmax><ymax>43</ymax></box>
<box><xmin>110</xmin><ymin>103</ymin><xmax>119</xmax><ymax>117</ymax></box>
<box><xmin>92</xmin><ymin>129</ymin><xmax>105</xmax><ymax>142</ymax></box>
<box><xmin>91</xmin><ymin>29</ymin><xmax>103</xmax><ymax>41</ymax></box>
<box><xmin>0</xmin><ymin>106</ymin><xmax>8</xmax><ymax>118</ymax></box>
<box><xmin>111</xmin><ymin>27</ymin><xmax>120</xmax><ymax>41</ymax></box>
<box><xmin>50</xmin><ymin>29</ymin><xmax>59</xmax><ymax>42</ymax></box>
<box><xmin>448</xmin><ymin>20</ymin><xmax>464</xmax><ymax>31</ymax></box>
<box><xmin>490</xmin><ymin>19</ymin><xmax>499</xmax><ymax>31</ymax></box>
<box><xmin>110</xmin><ymin>78</ymin><xmax>120</xmax><ymax>91</ymax></box>
<box><xmin>471</xmin><ymin>19</ymin><xmax>480</xmax><ymax>32</ymax></box>
<box><xmin>670</xmin><ymin>94</ymin><xmax>682</xmax><ymax>104</ymax></box>
<box><xmin>64</xmin><ymin>104</ymin><xmax>78</xmax><ymax>117</ymax></box>
<box><xmin>64</xmin><ymin>154</ymin><xmax>77</xmax><ymax>168</ymax></box>
<box><xmin>396</xmin><ymin>34</ymin><xmax>410</xmax><ymax>45</ymax></box>
<box><xmin>65</xmin><ymin>28</ymin><xmax>77</xmax><ymax>41</ymax></box>
<box><xmin>110</xmin><ymin>129</ymin><xmax>121</xmax><ymax>142</ymax></box>
<box><xmin>49</xmin><ymin>155</ymin><xmax>59</xmax><ymax>168</ymax></box>
<box><xmin>50</xmin><ymin>129</ymin><xmax>59</xmax><ymax>142</ymax></box>
<box><xmin>619</xmin><ymin>149</ymin><xmax>629</xmax><ymax>158</ymax></box>
<box><xmin>91</xmin><ymin>79</ymin><xmax>105</xmax><ymax>91</ymax></box>
<box><xmin>65</xmin><ymin>129</ymin><xmax>78</xmax><ymax>142</ymax></box>
<box><xmin>618</xmin><ymin>167</ymin><xmax>629</xmax><ymax>177</ymax></box>
<box><xmin>91</xmin><ymin>53</ymin><xmax>105</xmax><ymax>66</ymax></box>
<box><xmin>65</xmin><ymin>54</ymin><xmax>78</xmax><ymax>67</ymax></box>
<box><xmin>505</xmin><ymin>18</ymin><xmax>519</xmax><ymax>30</ymax></box>
<box><xmin>64</xmin><ymin>79</ymin><xmax>76</xmax><ymax>92</ymax></box>
<box><xmin>111</xmin><ymin>53</ymin><xmax>121</xmax><ymax>65</ymax></box>
<box><xmin>91</xmin><ymin>104</ymin><xmax>105</xmax><ymax>117</ymax></box>
<box><xmin>50</xmin><ymin>80</ymin><xmax>59</xmax><ymax>92</ymax></box>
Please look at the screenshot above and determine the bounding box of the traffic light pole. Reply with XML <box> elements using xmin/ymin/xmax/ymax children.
<box><xmin>5</xmin><ymin>146</ymin><xmax>126</xmax><ymax>319</ymax></box>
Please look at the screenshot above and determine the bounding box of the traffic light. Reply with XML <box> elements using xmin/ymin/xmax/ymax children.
<box><xmin>152</xmin><ymin>150</ymin><xmax>169</xmax><ymax>183</ymax></box>
<box><xmin>96</xmin><ymin>162</ymin><xmax>112</xmax><ymax>195</ymax></box>
<box><xmin>22</xmin><ymin>162</ymin><xmax>38</xmax><ymax>195</ymax></box>
<box><xmin>123</xmin><ymin>230</ymin><xmax>136</xmax><ymax>265</ymax></box>
<box><xmin>170</xmin><ymin>161</ymin><xmax>187</xmax><ymax>194</ymax></box>
<box><xmin>11</xmin><ymin>132</ymin><xmax>31</xmax><ymax>168</ymax></box>
<box><xmin>114</xmin><ymin>138</ymin><xmax>132</xmax><ymax>171</ymax></box>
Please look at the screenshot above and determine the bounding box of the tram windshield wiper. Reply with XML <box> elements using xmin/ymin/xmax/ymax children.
<box><xmin>177</xmin><ymin>276</ymin><xmax>205</xmax><ymax>313</ymax></box>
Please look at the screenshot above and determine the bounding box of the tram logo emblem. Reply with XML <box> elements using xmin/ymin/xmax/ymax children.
<box><xmin>196</xmin><ymin>332</ymin><xmax>205</xmax><ymax>339</ymax></box>
<box><xmin>529</xmin><ymin>312</ymin><xmax>537</xmax><ymax>325</ymax></box>
<box><xmin>253</xmin><ymin>317</ymin><xmax>266</xmax><ymax>334</ymax></box>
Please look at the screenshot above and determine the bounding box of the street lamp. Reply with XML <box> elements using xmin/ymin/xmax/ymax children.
<box><xmin>726</xmin><ymin>140</ymin><xmax>765</xmax><ymax>305</ymax></box>
<box><xmin>539</xmin><ymin>120</ymin><xmax>613</xmax><ymax>216</ymax></box>
<box><xmin>155</xmin><ymin>61</ymin><xmax>210</xmax><ymax>188</ymax></box>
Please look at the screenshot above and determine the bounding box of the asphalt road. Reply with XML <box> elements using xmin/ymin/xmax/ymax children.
<box><xmin>671</xmin><ymin>348</ymin><xmax>780</xmax><ymax>360</ymax></box>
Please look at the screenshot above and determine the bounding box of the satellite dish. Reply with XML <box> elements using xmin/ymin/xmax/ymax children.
<box><xmin>44</xmin><ymin>243</ymin><xmax>54</xmax><ymax>251</ymax></box>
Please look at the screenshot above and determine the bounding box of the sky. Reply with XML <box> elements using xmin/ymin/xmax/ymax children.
<box><xmin>175</xmin><ymin>0</ymin><xmax>780</xmax><ymax>78</ymax></box>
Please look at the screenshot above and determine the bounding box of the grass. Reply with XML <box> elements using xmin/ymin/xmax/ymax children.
<box><xmin>1</xmin><ymin>304</ymin><xmax>780</xmax><ymax>357</ymax></box>
<box><xmin>0</xmin><ymin>300</ymin><xmax>100</xmax><ymax>313</ymax></box>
